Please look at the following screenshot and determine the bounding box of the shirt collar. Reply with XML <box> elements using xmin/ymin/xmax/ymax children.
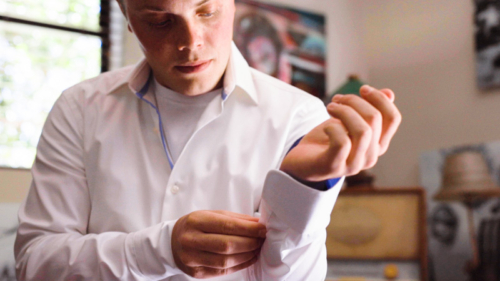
<box><xmin>223</xmin><ymin>42</ymin><xmax>258</xmax><ymax>104</ymax></box>
<box><xmin>126</xmin><ymin>58</ymin><xmax>152</xmax><ymax>95</ymax></box>
<box><xmin>114</xmin><ymin>41</ymin><xmax>259</xmax><ymax>104</ymax></box>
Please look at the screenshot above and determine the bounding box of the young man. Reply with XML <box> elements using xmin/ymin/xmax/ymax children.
<box><xmin>14</xmin><ymin>0</ymin><xmax>401</xmax><ymax>280</ymax></box>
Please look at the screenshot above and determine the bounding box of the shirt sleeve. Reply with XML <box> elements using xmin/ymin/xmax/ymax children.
<box><xmin>247</xmin><ymin>170</ymin><xmax>343</xmax><ymax>281</ymax></box>
<box><xmin>14</xmin><ymin>92</ymin><xmax>183</xmax><ymax>280</ymax></box>
<box><xmin>246</xmin><ymin>93</ymin><xmax>344</xmax><ymax>280</ymax></box>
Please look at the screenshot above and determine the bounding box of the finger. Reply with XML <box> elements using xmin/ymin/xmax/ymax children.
<box><xmin>330</xmin><ymin>94</ymin><xmax>382</xmax><ymax>168</ymax></box>
<box><xmin>380</xmin><ymin>88</ymin><xmax>395</xmax><ymax>102</ymax></box>
<box><xmin>331</xmin><ymin>93</ymin><xmax>342</xmax><ymax>103</ymax></box>
<box><xmin>333</xmin><ymin>87</ymin><xmax>395</xmax><ymax>103</ymax></box>
<box><xmin>188</xmin><ymin>253</ymin><xmax>259</xmax><ymax>279</ymax></box>
<box><xmin>211</xmin><ymin>210</ymin><xmax>260</xmax><ymax>223</ymax></box>
<box><xmin>182</xmin><ymin>249</ymin><xmax>259</xmax><ymax>269</ymax></box>
<box><xmin>190</xmin><ymin>211</ymin><xmax>266</xmax><ymax>238</ymax></box>
<box><xmin>360</xmin><ymin>85</ymin><xmax>395</xmax><ymax>103</ymax></box>
<box><xmin>326</xmin><ymin>103</ymin><xmax>372</xmax><ymax>175</ymax></box>
<box><xmin>359</xmin><ymin>86</ymin><xmax>401</xmax><ymax>155</ymax></box>
<box><xmin>323</xmin><ymin>121</ymin><xmax>351</xmax><ymax>174</ymax></box>
<box><xmin>185</xmin><ymin>232</ymin><xmax>264</xmax><ymax>254</ymax></box>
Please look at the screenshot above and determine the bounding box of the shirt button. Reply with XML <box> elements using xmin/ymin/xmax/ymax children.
<box><xmin>171</xmin><ymin>185</ymin><xmax>180</xmax><ymax>194</ymax></box>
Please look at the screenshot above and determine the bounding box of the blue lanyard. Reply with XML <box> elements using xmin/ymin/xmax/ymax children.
<box><xmin>134</xmin><ymin>72</ymin><xmax>229</xmax><ymax>170</ymax></box>
<box><xmin>135</xmin><ymin>73</ymin><xmax>175</xmax><ymax>170</ymax></box>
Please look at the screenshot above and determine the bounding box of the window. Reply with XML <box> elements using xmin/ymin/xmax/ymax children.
<box><xmin>0</xmin><ymin>0</ymin><xmax>123</xmax><ymax>169</ymax></box>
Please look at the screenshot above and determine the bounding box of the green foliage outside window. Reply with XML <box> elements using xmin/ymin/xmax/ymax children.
<box><xmin>1</xmin><ymin>0</ymin><xmax>101</xmax><ymax>31</ymax></box>
<box><xmin>0</xmin><ymin>1</ymin><xmax>102</xmax><ymax>168</ymax></box>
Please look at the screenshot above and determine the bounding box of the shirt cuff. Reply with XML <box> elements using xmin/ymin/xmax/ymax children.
<box><xmin>261</xmin><ymin>170</ymin><xmax>344</xmax><ymax>234</ymax></box>
<box><xmin>290</xmin><ymin>176</ymin><xmax>341</xmax><ymax>191</ymax></box>
<box><xmin>127</xmin><ymin>219</ymin><xmax>184</xmax><ymax>279</ymax></box>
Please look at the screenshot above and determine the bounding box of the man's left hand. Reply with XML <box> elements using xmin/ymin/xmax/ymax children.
<box><xmin>280</xmin><ymin>85</ymin><xmax>402</xmax><ymax>182</ymax></box>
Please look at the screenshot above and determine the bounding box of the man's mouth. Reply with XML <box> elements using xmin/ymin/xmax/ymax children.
<box><xmin>175</xmin><ymin>60</ymin><xmax>212</xmax><ymax>74</ymax></box>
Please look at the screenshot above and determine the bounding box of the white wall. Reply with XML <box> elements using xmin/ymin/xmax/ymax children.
<box><xmin>122</xmin><ymin>23</ymin><xmax>144</xmax><ymax>67</ymax></box>
<box><xmin>358</xmin><ymin>0</ymin><xmax>500</xmax><ymax>187</ymax></box>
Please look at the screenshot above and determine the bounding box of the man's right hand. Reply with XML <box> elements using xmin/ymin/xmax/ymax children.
<box><xmin>172</xmin><ymin>210</ymin><xmax>267</xmax><ymax>279</ymax></box>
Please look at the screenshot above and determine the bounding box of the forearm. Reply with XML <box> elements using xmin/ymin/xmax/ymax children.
<box><xmin>15</xmin><ymin>219</ymin><xmax>181</xmax><ymax>280</ymax></box>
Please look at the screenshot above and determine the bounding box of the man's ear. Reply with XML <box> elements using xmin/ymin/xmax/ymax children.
<box><xmin>117</xmin><ymin>0</ymin><xmax>128</xmax><ymax>20</ymax></box>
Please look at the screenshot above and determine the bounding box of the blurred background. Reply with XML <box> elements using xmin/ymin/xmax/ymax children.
<box><xmin>2</xmin><ymin>0</ymin><xmax>500</xmax><ymax>280</ymax></box>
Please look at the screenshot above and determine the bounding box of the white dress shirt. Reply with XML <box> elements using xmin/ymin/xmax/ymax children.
<box><xmin>153</xmin><ymin>79</ymin><xmax>221</xmax><ymax>163</ymax></box>
<box><xmin>15</xmin><ymin>43</ymin><xmax>343</xmax><ymax>280</ymax></box>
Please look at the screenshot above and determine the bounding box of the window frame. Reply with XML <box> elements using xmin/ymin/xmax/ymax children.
<box><xmin>0</xmin><ymin>0</ymin><xmax>112</xmax><ymax>170</ymax></box>
<box><xmin>0</xmin><ymin>0</ymin><xmax>111</xmax><ymax>73</ymax></box>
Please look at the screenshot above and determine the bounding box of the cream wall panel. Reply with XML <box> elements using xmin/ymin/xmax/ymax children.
<box><xmin>359</xmin><ymin>0</ymin><xmax>500</xmax><ymax>187</ymax></box>
<box><xmin>0</xmin><ymin>169</ymin><xmax>31</xmax><ymax>203</ymax></box>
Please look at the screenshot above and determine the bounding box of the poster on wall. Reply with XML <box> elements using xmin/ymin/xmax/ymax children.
<box><xmin>475</xmin><ymin>0</ymin><xmax>500</xmax><ymax>89</ymax></box>
<box><xmin>234</xmin><ymin>0</ymin><xmax>326</xmax><ymax>99</ymax></box>
<box><xmin>420</xmin><ymin>141</ymin><xmax>500</xmax><ymax>281</ymax></box>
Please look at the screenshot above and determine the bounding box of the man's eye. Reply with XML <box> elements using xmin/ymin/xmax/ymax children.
<box><xmin>149</xmin><ymin>19</ymin><xmax>173</xmax><ymax>28</ymax></box>
<box><xmin>199</xmin><ymin>12</ymin><xmax>214</xmax><ymax>17</ymax></box>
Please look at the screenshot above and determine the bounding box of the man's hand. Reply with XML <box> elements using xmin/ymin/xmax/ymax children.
<box><xmin>280</xmin><ymin>85</ymin><xmax>402</xmax><ymax>182</ymax></box>
<box><xmin>172</xmin><ymin>210</ymin><xmax>266</xmax><ymax>279</ymax></box>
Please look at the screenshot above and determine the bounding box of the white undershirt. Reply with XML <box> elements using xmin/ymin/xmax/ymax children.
<box><xmin>153</xmin><ymin>79</ymin><xmax>221</xmax><ymax>163</ymax></box>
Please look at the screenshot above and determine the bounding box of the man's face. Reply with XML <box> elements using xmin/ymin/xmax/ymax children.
<box><xmin>122</xmin><ymin>0</ymin><xmax>235</xmax><ymax>96</ymax></box>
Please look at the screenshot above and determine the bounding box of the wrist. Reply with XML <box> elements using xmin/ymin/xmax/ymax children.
<box><xmin>279</xmin><ymin>170</ymin><xmax>326</xmax><ymax>191</ymax></box>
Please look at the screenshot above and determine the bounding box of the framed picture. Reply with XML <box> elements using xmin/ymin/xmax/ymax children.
<box><xmin>475</xmin><ymin>0</ymin><xmax>500</xmax><ymax>89</ymax></box>
<box><xmin>326</xmin><ymin>187</ymin><xmax>428</xmax><ymax>281</ymax></box>
<box><xmin>234</xmin><ymin>0</ymin><xmax>326</xmax><ymax>99</ymax></box>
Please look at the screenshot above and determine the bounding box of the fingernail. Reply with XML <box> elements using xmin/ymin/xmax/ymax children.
<box><xmin>332</xmin><ymin>94</ymin><xmax>343</xmax><ymax>102</ymax></box>
<box><xmin>327</xmin><ymin>103</ymin><xmax>338</xmax><ymax>110</ymax></box>
<box><xmin>360</xmin><ymin>85</ymin><xmax>374</xmax><ymax>95</ymax></box>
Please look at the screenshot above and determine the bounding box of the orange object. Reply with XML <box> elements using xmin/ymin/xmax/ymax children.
<box><xmin>384</xmin><ymin>264</ymin><xmax>399</xmax><ymax>279</ymax></box>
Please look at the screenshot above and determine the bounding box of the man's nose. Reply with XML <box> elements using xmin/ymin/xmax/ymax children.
<box><xmin>177</xmin><ymin>21</ymin><xmax>203</xmax><ymax>51</ymax></box>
